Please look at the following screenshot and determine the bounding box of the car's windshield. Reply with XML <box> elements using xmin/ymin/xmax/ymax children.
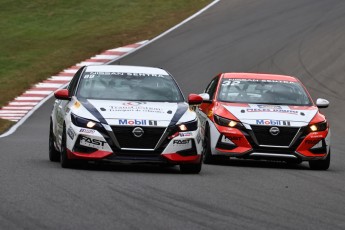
<box><xmin>218</xmin><ymin>78</ymin><xmax>312</xmax><ymax>105</ymax></box>
<box><xmin>76</xmin><ymin>71</ymin><xmax>184</xmax><ymax>102</ymax></box>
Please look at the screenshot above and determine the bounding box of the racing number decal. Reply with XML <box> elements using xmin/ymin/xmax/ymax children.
<box><xmin>222</xmin><ymin>80</ymin><xmax>240</xmax><ymax>86</ymax></box>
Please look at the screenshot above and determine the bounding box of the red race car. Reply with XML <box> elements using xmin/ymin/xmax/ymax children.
<box><xmin>197</xmin><ymin>73</ymin><xmax>331</xmax><ymax>170</ymax></box>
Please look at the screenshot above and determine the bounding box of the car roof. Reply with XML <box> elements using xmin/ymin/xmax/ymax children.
<box><xmin>221</xmin><ymin>73</ymin><xmax>299</xmax><ymax>82</ymax></box>
<box><xmin>84</xmin><ymin>65</ymin><xmax>169</xmax><ymax>75</ymax></box>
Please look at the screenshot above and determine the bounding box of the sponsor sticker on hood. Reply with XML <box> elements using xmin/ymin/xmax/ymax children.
<box><xmin>87</xmin><ymin>100</ymin><xmax>178</xmax><ymax>121</ymax></box>
<box><xmin>222</xmin><ymin>104</ymin><xmax>318</xmax><ymax>126</ymax></box>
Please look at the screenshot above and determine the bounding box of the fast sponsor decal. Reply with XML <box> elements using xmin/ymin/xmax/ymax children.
<box><xmin>256</xmin><ymin>119</ymin><xmax>291</xmax><ymax>126</ymax></box>
<box><xmin>80</xmin><ymin>136</ymin><xmax>106</xmax><ymax>149</ymax></box>
<box><xmin>173</xmin><ymin>140</ymin><xmax>191</xmax><ymax>145</ymax></box>
<box><xmin>79</xmin><ymin>128</ymin><xmax>95</xmax><ymax>134</ymax></box>
<box><xmin>246</xmin><ymin>108</ymin><xmax>298</xmax><ymax>115</ymax></box>
<box><xmin>117</xmin><ymin>119</ymin><xmax>157</xmax><ymax>126</ymax></box>
<box><xmin>172</xmin><ymin>139</ymin><xmax>193</xmax><ymax>149</ymax></box>
<box><xmin>67</xmin><ymin>127</ymin><xmax>76</xmax><ymax>140</ymax></box>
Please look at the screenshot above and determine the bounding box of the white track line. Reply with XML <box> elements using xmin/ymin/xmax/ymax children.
<box><xmin>0</xmin><ymin>110</ymin><xmax>28</xmax><ymax>114</ymax></box>
<box><xmin>1</xmin><ymin>0</ymin><xmax>220</xmax><ymax>138</ymax></box>
<box><xmin>9</xmin><ymin>102</ymin><xmax>38</xmax><ymax>106</ymax></box>
<box><xmin>62</xmin><ymin>69</ymin><xmax>78</xmax><ymax>74</ymax></box>
<box><xmin>2</xmin><ymin>107</ymin><xmax>34</xmax><ymax>110</ymax></box>
<box><xmin>35</xmin><ymin>83</ymin><xmax>63</xmax><ymax>88</ymax></box>
<box><xmin>24</xmin><ymin>91</ymin><xmax>53</xmax><ymax>95</ymax></box>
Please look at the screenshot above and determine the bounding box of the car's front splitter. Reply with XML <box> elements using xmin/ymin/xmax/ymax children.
<box><xmin>67</xmin><ymin>148</ymin><xmax>201</xmax><ymax>164</ymax></box>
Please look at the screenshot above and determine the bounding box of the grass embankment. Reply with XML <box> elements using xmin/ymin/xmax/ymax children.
<box><xmin>0</xmin><ymin>0</ymin><xmax>211</xmax><ymax>134</ymax></box>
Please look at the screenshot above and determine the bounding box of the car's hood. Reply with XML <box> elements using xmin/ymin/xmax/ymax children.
<box><xmin>222</xmin><ymin>103</ymin><xmax>318</xmax><ymax>126</ymax></box>
<box><xmin>87</xmin><ymin>100</ymin><xmax>180</xmax><ymax>126</ymax></box>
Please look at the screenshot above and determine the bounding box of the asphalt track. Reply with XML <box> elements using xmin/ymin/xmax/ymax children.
<box><xmin>1</xmin><ymin>0</ymin><xmax>345</xmax><ymax>229</ymax></box>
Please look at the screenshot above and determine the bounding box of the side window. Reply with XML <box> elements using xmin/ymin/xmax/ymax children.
<box><xmin>68</xmin><ymin>66</ymin><xmax>85</xmax><ymax>96</ymax></box>
<box><xmin>205</xmin><ymin>76</ymin><xmax>220</xmax><ymax>100</ymax></box>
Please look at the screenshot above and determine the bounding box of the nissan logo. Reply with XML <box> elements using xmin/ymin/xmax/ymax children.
<box><xmin>132</xmin><ymin>127</ymin><xmax>144</xmax><ymax>138</ymax></box>
<box><xmin>269</xmin><ymin>127</ymin><xmax>280</xmax><ymax>136</ymax></box>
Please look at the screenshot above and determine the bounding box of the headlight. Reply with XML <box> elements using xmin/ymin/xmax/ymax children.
<box><xmin>214</xmin><ymin>114</ymin><xmax>243</xmax><ymax>129</ymax></box>
<box><xmin>178</xmin><ymin>119</ymin><xmax>198</xmax><ymax>131</ymax></box>
<box><xmin>71</xmin><ymin>113</ymin><xmax>104</xmax><ymax>130</ymax></box>
<box><xmin>308</xmin><ymin>121</ymin><xmax>328</xmax><ymax>132</ymax></box>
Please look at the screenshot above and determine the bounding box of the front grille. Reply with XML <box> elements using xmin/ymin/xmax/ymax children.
<box><xmin>250</xmin><ymin>125</ymin><xmax>300</xmax><ymax>146</ymax></box>
<box><xmin>111</xmin><ymin>126</ymin><xmax>166</xmax><ymax>149</ymax></box>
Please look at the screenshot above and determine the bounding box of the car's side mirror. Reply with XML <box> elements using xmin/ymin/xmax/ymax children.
<box><xmin>199</xmin><ymin>93</ymin><xmax>211</xmax><ymax>103</ymax></box>
<box><xmin>188</xmin><ymin>94</ymin><xmax>203</xmax><ymax>105</ymax></box>
<box><xmin>316</xmin><ymin>98</ymin><xmax>329</xmax><ymax>108</ymax></box>
<box><xmin>54</xmin><ymin>89</ymin><xmax>70</xmax><ymax>100</ymax></box>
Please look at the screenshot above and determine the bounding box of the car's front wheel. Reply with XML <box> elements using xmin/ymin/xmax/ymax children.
<box><xmin>309</xmin><ymin>150</ymin><xmax>330</xmax><ymax>170</ymax></box>
<box><xmin>179</xmin><ymin>162</ymin><xmax>202</xmax><ymax>174</ymax></box>
<box><xmin>49</xmin><ymin>120</ymin><xmax>60</xmax><ymax>162</ymax></box>
<box><xmin>60</xmin><ymin>125</ymin><xmax>74</xmax><ymax>168</ymax></box>
<box><xmin>202</xmin><ymin>125</ymin><xmax>228</xmax><ymax>164</ymax></box>
<box><xmin>202</xmin><ymin>125</ymin><xmax>216</xmax><ymax>164</ymax></box>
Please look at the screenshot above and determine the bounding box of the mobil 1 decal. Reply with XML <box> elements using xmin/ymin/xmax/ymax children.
<box><xmin>117</xmin><ymin>119</ymin><xmax>158</xmax><ymax>126</ymax></box>
<box><xmin>256</xmin><ymin>119</ymin><xmax>291</xmax><ymax>126</ymax></box>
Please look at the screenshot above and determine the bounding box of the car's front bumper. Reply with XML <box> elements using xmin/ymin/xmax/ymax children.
<box><xmin>65</xmin><ymin>123</ymin><xmax>203</xmax><ymax>164</ymax></box>
<box><xmin>210</xmin><ymin>123</ymin><xmax>331</xmax><ymax>161</ymax></box>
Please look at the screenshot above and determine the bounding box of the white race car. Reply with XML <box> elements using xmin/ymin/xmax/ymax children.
<box><xmin>49</xmin><ymin>65</ymin><xmax>203</xmax><ymax>173</ymax></box>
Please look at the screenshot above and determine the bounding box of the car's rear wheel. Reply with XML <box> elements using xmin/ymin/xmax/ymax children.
<box><xmin>180</xmin><ymin>163</ymin><xmax>202</xmax><ymax>174</ymax></box>
<box><xmin>309</xmin><ymin>150</ymin><xmax>330</xmax><ymax>170</ymax></box>
<box><xmin>60</xmin><ymin>125</ymin><xmax>74</xmax><ymax>168</ymax></box>
<box><xmin>49</xmin><ymin>120</ymin><xmax>60</xmax><ymax>162</ymax></box>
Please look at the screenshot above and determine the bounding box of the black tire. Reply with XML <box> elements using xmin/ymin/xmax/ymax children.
<box><xmin>202</xmin><ymin>125</ymin><xmax>215</xmax><ymax>164</ymax></box>
<box><xmin>202</xmin><ymin>125</ymin><xmax>228</xmax><ymax>164</ymax></box>
<box><xmin>49</xmin><ymin>120</ymin><xmax>60</xmax><ymax>162</ymax></box>
<box><xmin>180</xmin><ymin>163</ymin><xmax>202</xmax><ymax>174</ymax></box>
<box><xmin>309</xmin><ymin>151</ymin><xmax>330</xmax><ymax>170</ymax></box>
<box><xmin>60</xmin><ymin>125</ymin><xmax>74</xmax><ymax>168</ymax></box>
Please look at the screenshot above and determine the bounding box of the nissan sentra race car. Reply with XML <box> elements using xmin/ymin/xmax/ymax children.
<box><xmin>197</xmin><ymin>73</ymin><xmax>331</xmax><ymax>170</ymax></box>
<box><xmin>49</xmin><ymin>65</ymin><xmax>203</xmax><ymax>173</ymax></box>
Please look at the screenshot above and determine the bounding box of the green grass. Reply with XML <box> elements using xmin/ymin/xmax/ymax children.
<box><xmin>0</xmin><ymin>0</ymin><xmax>211</xmax><ymax>134</ymax></box>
